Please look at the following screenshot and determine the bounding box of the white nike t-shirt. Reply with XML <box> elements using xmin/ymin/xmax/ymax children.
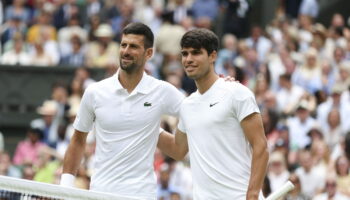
<box><xmin>178</xmin><ymin>78</ymin><xmax>263</xmax><ymax>200</ymax></box>
<box><xmin>74</xmin><ymin>71</ymin><xmax>184</xmax><ymax>200</ymax></box>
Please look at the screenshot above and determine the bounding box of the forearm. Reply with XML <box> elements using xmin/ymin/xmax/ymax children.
<box><xmin>247</xmin><ymin>145</ymin><xmax>269</xmax><ymax>199</ymax></box>
<box><xmin>157</xmin><ymin>130</ymin><xmax>188</xmax><ymax>160</ymax></box>
<box><xmin>62</xmin><ymin>133</ymin><xmax>86</xmax><ymax>175</ymax></box>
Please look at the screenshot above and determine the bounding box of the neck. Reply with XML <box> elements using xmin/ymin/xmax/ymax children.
<box><xmin>195</xmin><ymin>70</ymin><xmax>219</xmax><ymax>94</ymax></box>
<box><xmin>118</xmin><ymin>69</ymin><xmax>144</xmax><ymax>93</ymax></box>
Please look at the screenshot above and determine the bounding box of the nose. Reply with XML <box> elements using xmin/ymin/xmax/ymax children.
<box><xmin>183</xmin><ymin>54</ymin><xmax>194</xmax><ymax>65</ymax></box>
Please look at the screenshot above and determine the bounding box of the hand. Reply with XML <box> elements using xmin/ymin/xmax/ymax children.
<box><xmin>219</xmin><ymin>74</ymin><xmax>238</xmax><ymax>82</ymax></box>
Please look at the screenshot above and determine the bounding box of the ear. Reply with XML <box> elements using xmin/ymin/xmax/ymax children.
<box><xmin>145</xmin><ymin>48</ymin><xmax>153</xmax><ymax>60</ymax></box>
<box><xmin>209</xmin><ymin>50</ymin><xmax>217</xmax><ymax>63</ymax></box>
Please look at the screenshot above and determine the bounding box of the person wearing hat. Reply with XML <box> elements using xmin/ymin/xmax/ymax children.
<box><xmin>85</xmin><ymin>23</ymin><xmax>119</xmax><ymax>68</ymax></box>
<box><xmin>30</xmin><ymin>100</ymin><xmax>60</xmax><ymax>148</ymax></box>
<box><xmin>317</xmin><ymin>84</ymin><xmax>350</xmax><ymax>135</ymax></box>
<box><xmin>292</xmin><ymin>47</ymin><xmax>323</xmax><ymax>94</ymax></box>
<box><xmin>267</xmin><ymin>151</ymin><xmax>290</xmax><ymax>193</ymax></box>
<box><xmin>286</xmin><ymin>100</ymin><xmax>316</xmax><ymax>151</ymax></box>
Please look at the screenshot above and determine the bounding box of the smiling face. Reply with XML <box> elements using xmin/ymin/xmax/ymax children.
<box><xmin>181</xmin><ymin>47</ymin><xmax>216</xmax><ymax>80</ymax></box>
<box><xmin>119</xmin><ymin>34</ymin><xmax>153</xmax><ymax>73</ymax></box>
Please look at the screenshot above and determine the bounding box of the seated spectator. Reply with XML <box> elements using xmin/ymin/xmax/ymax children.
<box><xmin>1</xmin><ymin>33</ymin><xmax>31</xmax><ymax>65</ymax></box>
<box><xmin>4</xmin><ymin>0</ymin><xmax>31</xmax><ymax>24</ymax></box>
<box><xmin>31</xmin><ymin>100</ymin><xmax>60</xmax><ymax>147</ymax></box>
<box><xmin>0</xmin><ymin>15</ymin><xmax>27</xmax><ymax>46</ymax></box>
<box><xmin>292</xmin><ymin>48</ymin><xmax>322</xmax><ymax>94</ymax></box>
<box><xmin>26</xmin><ymin>11</ymin><xmax>56</xmax><ymax>44</ymax></box>
<box><xmin>313</xmin><ymin>175</ymin><xmax>349</xmax><ymax>200</ymax></box>
<box><xmin>0</xmin><ymin>151</ymin><xmax>22</xmax><ymax>178</ymax></box>
<box><xmin>287</xmin><ymin>100</ymin><xmax>316</xmax><ymax>151</ymax></box>
<box><xmin>334</xmin><ymin>155</ymin><xmax>350</xmax><ymax>197</ymax></box>
<box><xmin>85</xmin><ymin>24</ymin><xmax>119</xmax><ymax>68</ymax></box>
<box><xmin>268</xmin><ymin>151</ymin><xmax>290</xmax><ymax>192</ymax></box>
<box><xmin>295</xmin><ymin>149</ymin><xmax>325</xmax><ymax>198</ymax></box>
<box><xmin>30</xmin><ymin>38</ymin><xmax>54</xmax><ymax>66</ymax></box>
<box><xmin>12</xmin><ymin>128</ymin><xmax>47</xmax><ymax>166</ymax></box>
<box><xmin>59</xmin><ymin>35</ymin><xmax>85</xmax><ymax>67</ymax></box>
<box><xmin>57</xmin><ymin>16</ymin><xmax>87</xmax><ymax>57</ymax></box>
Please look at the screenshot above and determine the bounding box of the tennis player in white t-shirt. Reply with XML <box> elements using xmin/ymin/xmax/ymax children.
<box><xmin>60</xmin><ymin>23</ymin><xmax>185</xmax><ymax>200</ymax></box>
<box><xmin>174</xmin><ymin>28</ymin><xmax>269</xmax><ymax>200</ymax></box>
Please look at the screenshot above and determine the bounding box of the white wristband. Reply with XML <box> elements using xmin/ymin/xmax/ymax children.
<box><xmin>60</xmin><ymin>173</ymin><xmax>75</xmax><ymax>187</ymax></box>
<box><xmin>159</xmin><ymin>127</ymin><xmax>165</xmax><ymax>134</ymax></box>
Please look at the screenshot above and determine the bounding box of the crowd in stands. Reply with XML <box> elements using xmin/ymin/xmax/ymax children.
<box><xmin>0</xmin><ymin>0</ymin><xmax>350</xmax><ymax>199</ymax></box>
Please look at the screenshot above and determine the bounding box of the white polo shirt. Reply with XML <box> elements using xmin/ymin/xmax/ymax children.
<box><xmin>74</xmin><ymin>71</ymin><xmax>184</xmax><ymax>200</ymax></box>
<box><xmin>178</xmin><ymin>78</ymin><xmax>263</xmax><ymax>200</ymax></box>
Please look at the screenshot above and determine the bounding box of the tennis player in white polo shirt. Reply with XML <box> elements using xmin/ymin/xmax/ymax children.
<box><xmin>173</xmin><ymin>29</ymin><xmax>269</xmax><ymax>200</ymax></box>
<box><xmin>60</xmin><ymin>23</ymin><xmax>185</xmax><ymax>200</ymax></box>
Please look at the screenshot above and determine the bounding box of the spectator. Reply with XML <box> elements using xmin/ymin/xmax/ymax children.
<box><xmin>0</xmin><ymin>16</ymin><xmax>27</xmax><ymax>46</ymax></box>
<box><xmin>295</xmin><ymin>149</ymin><xmax>325</xmax><ymax>198</ymax></box>
<box><xmin>191</xmin><ymin>0</ymin><xmax>218</xmax><ymax>22</ymax></box>
<box><xmin>276</xmin><ymin>73</ymin><xmax>305</xmax><ymax>115</ymax></box>
<box><xmin>268</xmin><ymin>151</ymin><xmax>290</xmax><ymax>193</ymax></box>
<box><xmin>85</xmin><ymin>23</ymin><xmax>119</xmax><ymax>68</ymax></box>
<box><xmin>0</xmin><ymin>151</ymin><xmax>22</xmax><ymax>178</ymax></box>
<box><xmin>4</xmin><ymin>0</ymin><xmax>31</xmax><ymax>24</ymax></box>
<box><xmin>59</xmin><ymin>35</ymin><xmax>85</xmax><ymax>67</ymax></box>
<box><xmin>298</xmin><ymin>0</ymin><xmax>319</xmax><ymax>19</ymax></box>
<box><xmin>287</xmin><ymin>100</ymin><xmax>316</xmax><ymax>151</ymax></box>
<box><xmin>313</xmin><ymin>175</ymin><xmax>349</xmax><ymax>200</ymax></box>
<box><xmin>26</xmin><ymin>11</ymin><xmax>56</xmax><ymax>44</ymax></box>
<box><xmin>30</xmin><ymin>38</ymin><xmax>54</xmax><ymax>66</ymax></box>
<box><xmin>31</xmin><ymin>100</ymin><xmax>60</xmax><ymax>147</ymax></box>
<box><xmin>0</xmin><ymin>33</ymin><xmax>31</xmax><ymax>65</ymax></box>
<box><xmin>293</xmin><ymin>48</ymin><xmax>322</xmax><ymax>93</ymax></box>
<box><xmin>12</xmin><ymin>128</ymin><xmax>47</xmax><ymax>166</ymax></box>
<box><xmin>335</xmin><ymin>155</ymin><xmax>350</xmax><ymax>197</ymax></box>
<box><xmin>246</xmin><ymin>25</ymin><xmax>272</xmax><ymax>63</ymax></box>
<box><xmin>215</xmin><ymin>33</ymin><xmax>238</xmax><ymax>76</ymax></box>
<box><xmin>57</xmin><ymin>16</ymin><xmax>87</xmax><ymax>58</ymax></box>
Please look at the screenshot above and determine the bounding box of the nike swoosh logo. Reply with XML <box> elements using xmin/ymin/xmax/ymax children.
<box><xmin>209</xmin><ymin>102</ymin><xmax>219</xmax><ymax>107</ymax></box>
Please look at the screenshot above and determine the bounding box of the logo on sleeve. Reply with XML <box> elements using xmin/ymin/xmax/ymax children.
<box><xmin>209</xmin><ymin>102</ymin><xmax>219</xmax><ymax>107</ymax></box>
<box><xmin>144</xmin><ymin>102</ymin><xmax>152</xmax><ymax>107</ymax></box>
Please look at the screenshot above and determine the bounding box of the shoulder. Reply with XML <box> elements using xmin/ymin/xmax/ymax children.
<box><xmin>88</xmin><ymin>76</ymin><xmax>114</xmax><ymax>90</ymax></box>
<box><xmin>219</xmin><ymin>80</ymin><xmax>255</xmax><ymax>101</ymax></box>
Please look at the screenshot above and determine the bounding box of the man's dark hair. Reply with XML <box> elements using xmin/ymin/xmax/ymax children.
<box><xmin>279</xmin><ymin>73</ymin><xmax>291</xmax><ymax>81</ymax></box>
<box><xmin>180</xmin><ymin>28</ymin><xmax>219</xmax><ymax>55</ymax></box>
<box><xmin>122</xmin><ymin>22</ymin><xmax>154</xmax><ymax>49</ymax></box>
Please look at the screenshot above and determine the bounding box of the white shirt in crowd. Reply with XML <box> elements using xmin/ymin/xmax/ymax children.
<box><xmin>295</xmin><ymin>167</ymin><xmax>325</xmax><ymax>198</ymax></box>
<box><xmin>0</xmin><ymin>50</ymin><xmax>31</xmax><ymax>65</ymax></box>
<box><xmin>178</xmin><ymin>79</ymin><xmax>264</xmax><ymax>200</ymax></box>
<box><xmin>74</xmin><ymin>71</ymin><xmax>184</xmax><ymax>200</ymax></box>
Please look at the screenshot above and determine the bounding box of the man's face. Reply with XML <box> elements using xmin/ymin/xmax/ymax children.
<box><xmin>119</xmin><ymin>34</ymin><xmax>152</xmax><ymax>73</ymax></box>
<box><xmin>181</xmin><ymin>47</ymin><xmax>216</xmax><ymax>80</ymax></box>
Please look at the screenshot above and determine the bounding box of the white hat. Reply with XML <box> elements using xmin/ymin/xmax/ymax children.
<box><xmin>94</xmin><ymin>24</ymin><xmax>113</xmax><ymax>37</ymax></box>
<box><xmin>37</xmin><ymin>100</ymin><xmax>58</xmax><ymax>116</ymax></box>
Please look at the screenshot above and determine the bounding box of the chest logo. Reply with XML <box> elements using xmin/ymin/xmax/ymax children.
<box><xmin>144</xmin><ymin>102</ymin><xmax>152</xmax><ymax>107</ymax></box>
<box><xmin>209</xmin><ymin>102</ymin><xmax>219</xmax><ymax>107</ymax></box>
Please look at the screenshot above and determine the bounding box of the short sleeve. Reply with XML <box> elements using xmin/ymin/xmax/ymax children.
<box><xmin>73</xmin><ymin>85</ymin><xmax>95</xmax><ymax>133</ymax></box>
<box><xmin>177</xmin><ymin>110</ymin><xmax>186</xmax><ymax>134</ymax></box>
<box><xmin>161</xmin><ymin>82</ymin><xmax>185</xmax><ymax>117</ymax></box>
<box><xmin>233</xmin><ymin>86</ymin><xmax>260</xmax><ymax>122</ymax></box>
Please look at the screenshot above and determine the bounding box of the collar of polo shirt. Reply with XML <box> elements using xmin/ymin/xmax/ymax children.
<box><xmin>113</xmin><ymin>70</ymin><xmax>152</xmax><ymax>95</ymax></box>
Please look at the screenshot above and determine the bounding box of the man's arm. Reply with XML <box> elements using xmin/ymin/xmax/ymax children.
<box><xmin>157</xmin><ymin>129</ymin><xmax>188</xmax><ymax>160</ymax></box>
<box><xmin>241</xmin><ymin>113</ymin><xmax>269</xmax><ymax>200</ymax></box>
<box><xmin>61</xmin><ymin>129</ymin><xmax>88</xmax><ymax>186</ymax></box>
